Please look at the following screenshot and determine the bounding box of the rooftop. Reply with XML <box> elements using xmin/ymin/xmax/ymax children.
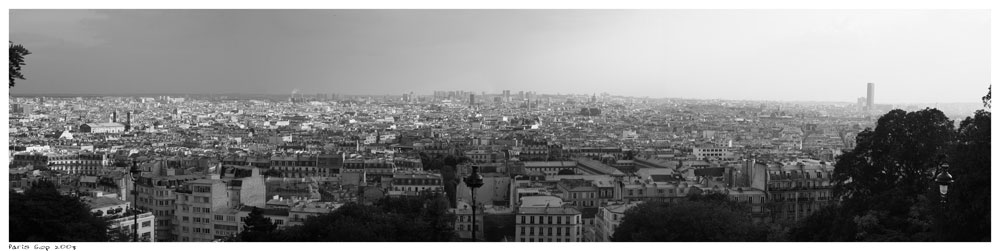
<box><xmin>84</xmin><ymin>196</ymin><xmax>128</xmax><ymax>209</ymax></box>
<box><xmin>517</xmin><ymin>206</ymin><xmax>581</xmax><ymax>215</ymax></box>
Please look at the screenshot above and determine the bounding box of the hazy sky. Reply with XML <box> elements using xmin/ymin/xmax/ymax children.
<box><xmin>8</xmin><ymin>9</ymin><xmax>990</xmax><ymax>103</ymax></box>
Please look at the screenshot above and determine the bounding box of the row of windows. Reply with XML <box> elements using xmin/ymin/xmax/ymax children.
<box><xmin>518</xmin><ymin>215</ymin><xmax>579</xmax><ymax>225</ymax></box>
<box><xmin>192</xmin><ymin>217</ymin><xmax>212</xmax><ymax>224</ymax></box>
<box><xmin>270</xmin><ymin>161</ymin><xmax>318</xmax><ymax>166</ymax></box>
<box><xmin>392</xmin><ymin>179</ymin><xmax>442</xmax><ymax>185</ymax></box>
<box><xmin>519</xmin><ymin>226</ymin><xmax>578</xmax><ymax>237</ymax></box>
<box><xmin>696</xmin><ymin>148</ymin><xmax>729</xmax><ymax>152</ymax></box>
<box><xmin>520</xmin><ymin>237</ymin><xmax>580</xmax><ymax>242</ymax></box>
<box><xmin>153</xmin><ymin>210</ymin><xmax>175</xmax><ymax>217</ymax></box>
<box><xmin>182</xmin><ymin>206</ymin><xmax>210</xmax><ymax>214</ymax></box>
<box><xmin>772</xmin><ymin>171</ymin><xmax>826</xmax><ymax>179</ymax></box>
<box><xmin>626</xmin><ymin>188</ymin><xmax>683</xmax><ymax>196</ymax></box>
<box><xmin>182</xmin><ymin>226</ymin><xmax>212</xmax><ymax>234</ymax></box>
<box><xmin>214</xmin><ymin>215</ymin><xmax>237</xmax><ymax>222</ymax></box>
<box><xmin>391</xmin><ymin>186</ymin><xmax>442</xmax><ymax>192</ymax></box>
<box><xmin>574</xmin><ymin>200</ymin><xmax>599</xmax><ymax>207</ymax></box>
<box><xmin>192</xmin><ymin>186</ymin><xmax>211</xmax><ymax>193</ymax></box>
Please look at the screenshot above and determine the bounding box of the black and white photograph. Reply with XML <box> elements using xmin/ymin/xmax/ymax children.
<box><xmin>4</xmin><ymin>1</ymin><xmax>994</xmax><ymax>248</ymax></box>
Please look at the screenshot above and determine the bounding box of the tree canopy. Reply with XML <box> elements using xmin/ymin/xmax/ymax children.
<box><xmin>612</xmin><ymin>193</ymin><xmax>768</xmax><ymax>242</ymax></box>
<box><xmin>236</xmin><ymin>193</ymin><xmax>456</xmax><ymax>242</ymax></box>
<box><xmin>9</xmin><ymin>42</ymin><xmax>31</xmax><ymax>88</ymax></box>
<box><xmin>790</xmin><ymin>106</ymin><xmax>990</xmax><ymax>241</ymax></box>
<box><xmin>237</xmin><ymin>207</ymin><xmax>278</xmax><ymax>242</ymax></box>
<box><xmin>937</xmin><ymin>109</ymin><xmax>990</xmax><ymax>241</ymax></box>
<box><xmin>9</xmin><ymin>180</ymin><xmax>111</xmax><ymax>242</ymax></box>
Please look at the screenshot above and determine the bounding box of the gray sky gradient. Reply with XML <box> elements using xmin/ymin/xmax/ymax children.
<box><xmin>8</xmin><ymin>9</ymin><xmax>990</xmax><ymax>103</ymax></box>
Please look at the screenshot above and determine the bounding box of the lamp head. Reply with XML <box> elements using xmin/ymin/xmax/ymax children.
<box><xmin>935</xmin><ymin>164</ymin><xmax>954</xmax><ymax>196</ymax></box>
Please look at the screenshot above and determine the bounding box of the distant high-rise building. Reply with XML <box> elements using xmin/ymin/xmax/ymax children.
<box><xmin>469</xmin><ymin>94</ymin><xmax>475</xmax><ymax>107</ymax></box>
<box><xmin>867</xmin><ymin>82</ymin><xmax>875</xmax><ymax>111</ymax></box>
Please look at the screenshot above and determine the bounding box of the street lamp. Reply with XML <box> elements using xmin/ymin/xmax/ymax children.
<box><xmin>935</xmin><ymin>163</ymin><xmax>954</xmax><ymax>204</ymax></box>
<box><xmin>129</xmin><ymin>160</ymin><xmax>140</xmax><ymax>242</ymax></box>
<box><xmin>463</xmin><ymin>166</ymin><xmax>484</xmax><ymax>241</ymax></box>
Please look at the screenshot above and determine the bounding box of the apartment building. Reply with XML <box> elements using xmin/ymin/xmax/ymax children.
<box><xmin>514</xmin><ymin>207</ymin><xmax>583</xmax><ymax>242</ymax></box>
<box><xmin>172</xmin><ymin>166</ymin><xmax>265</xmax><ymax>242</ymax></box>
<box><xmin>85</xmin><ymin>195</ymin><xmax>156</xmax><ymax>241</ymax></box>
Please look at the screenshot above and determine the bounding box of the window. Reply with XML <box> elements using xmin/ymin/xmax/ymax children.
<box><xmin>274</xmin><ymin>219</ymin><xmax>284</xmax><ymax>225</ymax></box>
<box><xmin>183</xmin><ymin>216</ymin><xmax>189</xmax><ymax>222</ymax></box>
<box><xmin>215</xmin><ymin>215</ymin><xmax>224</xmax><ymax>221</ymax></box>
<box><xmin>520</xmin><ymin>216</ymin><xmax>525</xmax><ymax>224</ymax></box>
<box><xmin>142</xmin><ymin>221</ymin><xmax>151</xmax><ymax>227</ymax></box>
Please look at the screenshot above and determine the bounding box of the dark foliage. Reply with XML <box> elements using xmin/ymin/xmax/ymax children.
<box><xmin>9</xmin><ymin>180</ymin><xmax>111</xmax><ymax>242</ymax></box>
<box><xmin>983</xmin><ymin>85</ymin><xmax>990</xmax><ymax>108</ymax></box>
<box><xmin>791</xmin><ymin>107</ymin><xmax>990</xmax><ymax>241</ymax></box>
<box><xmin>938</xmin><ymin>110</ymin><xmax>990</xmax><ymax>241</ymax></box>
<box><xmin>9</xmin><ymin>41</ymin><xmax>31</xmax><ymax>88</ymax></box>
<box><xmin>612</xmin><ymin>193</ymin><xmax>767</xmax><ymax>242</ymax></box>
<box><xmin>237</xmin><ymin>193</ymin><xmax>455</xmax><ymax>242</ymax></box>
<box><xmin>833</xmin><ymin>109</ymin><xmax>954</xmax><ymax>200</ymax></box>
<box><xmin>236</xmin><ymin>207</ymin><xmax>278</xmax><ymax>242</ymax></box>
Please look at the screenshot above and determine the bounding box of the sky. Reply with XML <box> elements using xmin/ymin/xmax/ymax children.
<box><xmin>8</xmin><ymin>9</ymin><xmax>991</xmax><ymax>103</ymax></box>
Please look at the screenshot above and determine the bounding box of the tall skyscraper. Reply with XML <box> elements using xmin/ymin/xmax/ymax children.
<box><xmin>469</xmin><ymin>94</ymin><xmax>475</xmax><ymax>107</ymax></box>
<box><xmin>867</xmin><ymin>83</ymin><xmax>875</xmax><ymax>111</ymax></box>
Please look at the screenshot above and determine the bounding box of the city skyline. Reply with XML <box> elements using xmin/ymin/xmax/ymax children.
<box><xmin>9</xmin><ymin>9</ymin><xmax>990</xmax><ymax>103</ymax></box>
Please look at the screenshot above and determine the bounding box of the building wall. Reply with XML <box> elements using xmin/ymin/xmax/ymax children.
<box><xmin>173</xmin><ymin>182</ymin><xmax>228</xmax><ymax>242</ymax></box>
<box><xmin>106</xmin><ymin>212</ymin><xmax>157</xmax><ymax>241</ymax></box>
<box><xmin>514</xmin><ymin>213</ymin><xmax>582</xmax><ymax>242</ymax></box>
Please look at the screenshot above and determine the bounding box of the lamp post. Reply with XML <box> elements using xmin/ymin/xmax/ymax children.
<box><xmin>463</xmin><ymin>166</ymin><xmax>484</xmax><ymax>241</ymax></box>
<box><xmin>935</xmin><ymin>163</ymin><xmax>954</xmax><ymax>205</ymax></box>
<box><xmin>129</xmin><ymin>160</ymin><xmax>142</xmax><ymax>242</ymax></box>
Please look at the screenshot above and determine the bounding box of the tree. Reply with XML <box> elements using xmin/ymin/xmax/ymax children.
<box><xmin>237</xmin><ymin>207</ymin><xmax>278</xmax><ymax>241</ymax></box>
<box><xmin>260</xmin><ymin>194</ymin><xmax>456</xmax><ymax>242</ymax></box>
<box><xmin>791</xmin><ymin>108</ymin><xmax>958</xmax><ymax>241</ymax></box>
<box><xmin>937</xmin><ymin>109</ymin><xmax>990</xmax><ymax>241</ymax></box>
<box><xmin>982</xmin><ymin>85</ymin><xmax>991</xmax><ymax>109</ymax></box>
<box><xmin>9</xmin><ymin>41</ymin><xmax>31</xmax><ymax>87</ymax></box>
<box><xmin>9</xmin><ymin>180</ymin><xmax>111</xmax><ymax>241</ymax></box>
<box><xmin>612</xmin><ymin>193</ymin><xmax>767</xmax><ymax>242</ymax></box>
<box><xmin>833</xmin><ymin>109</ymin><xmax>953</xmax><ymax>201</ymax></box>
